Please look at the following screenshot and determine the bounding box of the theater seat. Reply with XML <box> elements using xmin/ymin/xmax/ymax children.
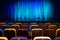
<box><xmin>22</xmin><ymin>23</ymin><xmax>28</xmax><ymax>25</ymax></box>
<box><xmin>20</xmin><ymin>23</ymin><xmax>28</xmax><ymax>29</ymax></box>
<box><xmin>0</xmin><ymin>28</ymin><xmax>4</xmax><ymax>36</ymax></box>
<box><xmin>11</xmin><ymin>37</ymin><xmax>18</xmax><ymax>40</ymax></box>
<box><xmin>16</xmin><ymin>22</ymin><xmax>22</xmax><ymax>25</ymax></box>
<box><xmin>53</xmin><ymin>23</ymin><xmax>59</xmax><ymax>27</ymax></box>
<box><xmin>17</xmin><ymin>29</ymin><xmax>28</xmax><ymax>37</ymax></box>
<box><xmin>39</xmin><ymin>23</ymin><xmax>46</xmax><ymax>29</ymax></box>
<box><xmin>56</xmin><ymin>28</ymin><xmax>60</xmax><ymax>37</ymax></box>
<box><xmin>54</xmin><ymin>37</ymin><xmax>60</xmax><ymax>40</ymax></box>
<box><xmin>48</xmin><ymin>25</ymin><xmax>58</xmax><ymax>30</ymax></box>
<box><xmin>0</xmin><ymin>37</ymin><xmax>8</xmax><ymax>40</ymax></box>
<box><xmin>45</xmin><ymin>23</ymin><xmax>51</xmax><ymax>25</ymax></box>
<box><xmin>32</xmin><ymin>28</ymin><xmax>43</xmax><ymax>39</ymax></box>
<box><xmin>15</xmin><ymin>22</ymin><xmax>22</xmax><ymax>26</ymax></box>
<box><xmin>33</xmin><ymin>36</ymin><xmax>51</xmax><ymax>40</ymax></box>
<box><xmin>1</xmin><ymin>24</ymin><xmax>10</xmax><ymax>30</ymax></box>
<box><xmin>30</xmin><ymin>25</ymin><xmax>40</xmax><ymax>29</ymax></box>
<box><xmin>20</xmin><ymin>25</ymin><xmax>28</xmax><ymax>29</ymax></box>
<box><xmin>0</xmin><ymin>22</ymin><xmax>6</xmax><ymax>25</ymax></box>
<box><xmin>4</xmin><ymin>28</ymin><xmax>16</xmax><ymax>40</ymax></box>
<box><xmin>44</xmin><ymin>23</ymin><xmax>51</xmax><ymax>29</ymax></box>
<box><xmin>7</xmin><ymin>22</ymin><xmax>14</xmax><ymax>24</ymax></box>
<box><xmin>0</xmin><ymin>22</ymin><xmax>7</xmax><ymax>29</ymax></box>
<box><xmin>11</xmin><ymin>36</ymin><xmax>28</xmax><ymax>40</ymax></box>
<box><xmin>43</xmin><ymin>29</ymin><xmax>55</xmax><ymax>40</ymax></box>
<box><xmin>29</xmin><ymin>23</ymin><xmax>39</xmax><ymax>31</ymax></box>
<box><xmin>11</xmin><ymin>24</ymin><xmax>20</xmax><ymax>31</ymax></box>
<box><xmin>31</xmin><ymin>23</ymin><xmax>38</xmax><ymax>25</ymax></box>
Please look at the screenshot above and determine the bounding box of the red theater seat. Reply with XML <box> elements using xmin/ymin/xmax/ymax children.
<box><xmin>32</xmin><ymin>28</ymin><xmax>43</xmax><ymax>39</ymax></box>
<box><xmin>20</xmin><ymin>23</ymin><xmax>28</xmax><ymax>29</ymax></box>
<box><xmin>0</xmin><ymin>22</ymin><xmax>6</xmax><ymax>25</ymax></box>
<box><xmin>53</xmin><ymin>23</ymin><xmax>60</xmax><ymax>27</ymax></box>
<box><xmin>22</xmin><ymin>23</ymin><xmax>28</xmax><ymax>25</ymax></box>
<box><xmin>44</xmin><ymin>23</ymin><xmax>51</xmax><ymax>29</ymax></box>
<box><xmin>39</xmin><ymin>23</ymin><xmax>46</xmax><ymax>29</ymax></box>
<box><xmin>0</xmin><ymin>23</ymin><xmax>8</xmax><ymax>30</ymax></box>
<box><xmin>17</xmin><ymin>29</ymin><xmax>28</xmax><ymax>37</ymax></box>
<box><xmin>43</xmin><ymin>29</ymin><xmax>55</xmax><ymax>40</ymax></box>
<box><xmin>31</xmin><ymin>23</ymin><xmax>38</xmax><ymax>25</ymax></box>
<box><xmin>20</xmin><ymin>25</ymin><xmax>28</xmax><ymax>29</ymax></box>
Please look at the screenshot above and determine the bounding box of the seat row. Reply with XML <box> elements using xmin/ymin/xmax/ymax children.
<box><xmin>0</xmin><ymin>22</ymin><xmax>60</xmax><ymax>40</ymax></box>
<box><xmin>0</xmin><ymin>28</ymin><xmax>60</xmax><ymax>40</ymax></box>
<box><xmin>0</xmin><ymin>28</ymin><xmax>28</xmax><ymax>40</ymax></box>
<box><xmin>0</xmin><ymin>22</ymin><xmax>59</xmax><ymax>30</ymax></box>
<box><xmin>32</xmin><ymin>28</ymin><xmax>60</xmax><ymax>40</ymax></box>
